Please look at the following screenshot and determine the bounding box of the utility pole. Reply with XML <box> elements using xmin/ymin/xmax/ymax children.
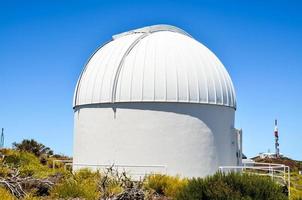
<box><xmin>0</xmin><ymin>128</ymin><xmax>4</xmax><ymax>149</ymax></box>
<box><xmin>274</xmin><ymin>119</ymin><xmax>280</xmax><ymax>158</ymax></box>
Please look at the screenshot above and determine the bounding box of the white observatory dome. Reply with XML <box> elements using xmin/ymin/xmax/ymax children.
<box><xmin>73</xmin><ymin>25</ymin><xmax>241</xmax><ymax>178</ymax></box>
<box><xmin>74</xmin><ymin>25</ymin><xmax>236</xmax><ymax>108</ymax></box>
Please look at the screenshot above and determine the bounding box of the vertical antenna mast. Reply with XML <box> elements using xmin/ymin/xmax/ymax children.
<box><xmin>274</xmin><ymin>119</ymin><xmax>280</xmax><ymax>157</ymax></box>
<box><xmin>0</xmin><ymin>128</ymin><xmax>4</xmax><ymax>149</ymax></box>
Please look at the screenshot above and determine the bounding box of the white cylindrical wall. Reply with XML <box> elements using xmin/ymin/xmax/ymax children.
<box><xmin>73</xmin><ymin>103</ymin><xmax>236</xmax><ymax>178</ymax></box>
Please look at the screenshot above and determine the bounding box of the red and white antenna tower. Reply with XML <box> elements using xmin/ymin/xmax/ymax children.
<box><xmin>274</xmin><ymin>119</ymin><xmax>280</xmax><ymax>157</ymax></box>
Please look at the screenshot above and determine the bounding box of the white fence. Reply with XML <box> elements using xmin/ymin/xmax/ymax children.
<box><xmin>53</xmin><ymin>160</ymin><xmax>167</xmax><ymax>178</ymax></box>
<box><xmin>219</xmin><ymin>162</ymin><xmax>290</xmax><ymax>197</ymax></box>
<box><xmin>73</xmin><ymin>163</ymin><xmax>167</xmax><ymax>177</ymax></box>
<box><xmin>52</xmin><ymin>159</ymin><xmax>73</xmax><ymax>170</ymax></box>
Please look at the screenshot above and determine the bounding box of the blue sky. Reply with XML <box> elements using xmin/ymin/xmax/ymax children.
<box><xmin>1</xmin><ymin>0</ymin><xmax>301</xmax><ymax>160</ymax></box>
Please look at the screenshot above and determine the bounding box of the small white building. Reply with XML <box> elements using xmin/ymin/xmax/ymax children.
<box><xmin>258</xmin><ymin>152</ymin><xmax>283</xmax><ymax>159</ymax></box>
<box><xmin>73</xmin><ymin>25</ymin><xmax>241</xmax><ymax>177</ymax></box>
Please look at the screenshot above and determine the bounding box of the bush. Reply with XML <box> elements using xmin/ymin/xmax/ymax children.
<box><xmin>0</xmin><ymin>187</ymin><xmax>15</xmax><ymax>200</ymax></box>
<box><xmin>50</xmin><ymin>168</ymin><xmax>100</xmax><ymax>200</ymax></box>
<box><xmin>0</xmin><ymin>165</ymin><xmax>10</xmax><ymax>177</ymax></box>
<box><xmin>290</xmin><ymin>172</ymin><xmax>302</xmax><ymax>200</ymax></box>
<box><xmin>3</xmin><ymin>150</ymin><xmax>53</xmax><ymax>178</ymax></box>
<box><xmin>22</xmin><ymin>193</ymin><xmax>41</xmax><ymax>200</ymax></box>
<box><xmin>144</xmin><ymin>174</ymin><xmax>187</xmax><ymax>198</ymax></box>
<box><xmin>3</xmin><ymin>150</ymin><xmax>67</xmax><ymax>178</ymax></box>
<box><xmin>13</xmin><ymin>139</ymin><xmax>53</xmax><ymax>157</ymax></box>
<box><xmin>176</xmin><ymin>172</ymin><xmax>288</xmax><ymax>200</ymax></box>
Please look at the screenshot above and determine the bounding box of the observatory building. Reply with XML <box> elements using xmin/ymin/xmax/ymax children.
<box><xmin>73</xmin><ymin>25</ymin><xmax>242</xmax><ymax>177</ymax></box>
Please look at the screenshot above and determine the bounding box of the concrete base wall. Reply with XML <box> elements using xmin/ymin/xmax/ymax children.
<box><xmin>73</xmin><ymin>103</ymin><xmax>237</xmax><ymax>178</ymax></box>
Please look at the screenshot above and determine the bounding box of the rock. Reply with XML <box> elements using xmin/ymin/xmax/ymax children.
<box><xmin>114</xmin><ymin>187</ymin><xmax>144</xmax><ymax>200</ymax></box>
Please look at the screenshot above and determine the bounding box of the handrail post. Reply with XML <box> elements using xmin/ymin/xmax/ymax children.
<box><xmin>283</xmin><ymin>165</ymin><xmax>286</xmax><ymax>184</ymax></box>
<box><xmin>288</xmin><ymin>166</ymin><xmax>290</xmax><ymax>198</ymax></box>
<box><xmin>53</xmin><ymin>160</ymin><xmax>56</xmax><ymax>169</ymax></box>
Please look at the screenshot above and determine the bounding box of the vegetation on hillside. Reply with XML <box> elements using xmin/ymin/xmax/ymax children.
<box><xmin>0</xmin><ymin>139</ymin><xmax>300</xmax><ymax>199</ymax></box>
<box><xmin>176</xmin><ymin>172</ymin><xmax>288</xmax><ymax>200</ymax></box>
<box><xmin>254</xmin><ymin>156</ymin><xmax>302</xmax><ymax>172</ymax></box>
<box><xmin>253</xmin><ymin>156</ymin><xmax>302</xmax><ymax>199</ymax></box>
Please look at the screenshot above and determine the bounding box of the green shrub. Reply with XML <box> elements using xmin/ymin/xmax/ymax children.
<box><xmin>4</xmin><ymin>150</ymin><xmax>47</xmax><ymax>177</ymax></box>
<box><xmin>3</xmin><ymin>150</ymin><xmax>66</xmax><ymax>178</ymax></box>
<box><xmin>50</xmin><ymin>179</ymin><xmax>99</xmax><ymax>200</ymax></box>
<box><xmin>75</xmin><ymin>168</ymin><xmax>100</xmax><ymax>180</ymax></box>
<box><xmin>50</xmin><ymin>168</ymin><xmax>100</xmax><ymax>200</ymax></box>
<box><xmin>21</xmin><ymin>193</ymin><xmax>41</xmax><ymax>200</ymax></box>
<box><xmin>176</xmin><ymin>172</ymin><xmax>288</xmax><ymax>200</ymax></box>
<box><xmin>144</xmin><ymin>174</ymin><xmax>187</xmax><ymax>198</ymax></box>
<box><xmin>291</xmin><ymin>187</ymin><xmax>302</xmax><ymax>200</ymax></box>
<box><xmin>290</xmin><ymin>172</ymin><xmax>302</xmax><ymax>200</ymax></box>
<box><xmin>13</xmin><ymin>139</ymin><xmax>53</xmax><ymax>157</ymax></box>
<box><xmin>0</xmin><ymin>166</ymin><xmax>10</xmax><ymax>177</ymax></box>
<box><xmin>0</xmin><ymin>187</ymin><xmax>15</xmax><ymax>200</ymax></box>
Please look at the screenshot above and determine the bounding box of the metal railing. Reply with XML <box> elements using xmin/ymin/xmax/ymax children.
<box><xmin>53</xmin><ymin>160</ymin><xmax>167</xmax><ymax>177</ymax></box>
<box><xmin>219</xmin><ymin>162</ymin><xmax>290</xmax><ymax>197</ymax></box>
<box><xmin>52</xmin><ymin>159</ymin><xmax>73</xmax><ymax>170</ymax></box>
<box><xmin>73</xmin><ymin>163</ymin><xmax>168</xmax><ymax>177</ymax></box>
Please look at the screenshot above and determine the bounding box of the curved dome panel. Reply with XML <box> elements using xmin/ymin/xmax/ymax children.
<box><xmin>74</xmin><ymin>25</ymin><xmax>236</xmax><ymax>109</ymax></box>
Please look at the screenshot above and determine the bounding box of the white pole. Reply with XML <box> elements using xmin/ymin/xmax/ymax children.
<box><xmin>283</xmin><ymin>166</ymin><xmax>286</xmax><ymax>184</ymax></box>
<box><xmin>288</xmin><ymin>166</ymin><xmax>290</xmax><ymax>197</ymax></box>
